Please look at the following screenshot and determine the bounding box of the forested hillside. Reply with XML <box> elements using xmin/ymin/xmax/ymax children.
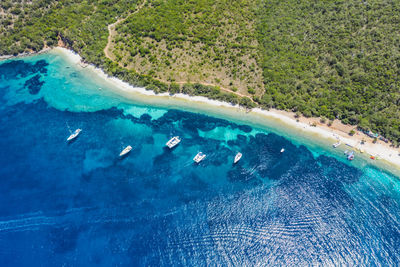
<box><xmin>110</xmin><ymin>0</ymin><xmax>263</xmax><ymax>95</ymax></box>
<box><xmin>0</xmin><ymin>0</ymin><xmax>139</xmax><ymax>64</ymax></box>
<box><xmin>1</xmin><ymin>0</ymin><xmax>400</xmax><ymax>144</ymax></box>
<box><xmin>257</xmin><ymin>0</ymin><xmax>400</xmax><ymax>144</ymax></box>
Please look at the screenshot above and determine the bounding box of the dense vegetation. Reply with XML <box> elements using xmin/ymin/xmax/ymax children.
<box><xmin>1</xmin><ymin>0</ymin><xmax>400</xmax><ymax>144</ymax></box>
<box><xmin>257</xmin><ymin>0</ymin><xmax>400</xmax><ymax>144</ymax></box>
<box><xmin>0</xmin><ymin>0</ymin><xmax>139</xmax><ymax>65</ymax></box>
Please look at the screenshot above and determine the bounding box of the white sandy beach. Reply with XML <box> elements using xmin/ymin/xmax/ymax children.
<box><xmin>49</xmin><ymin>47</ymin><xmax>400</xmax><ymax>171</ymax></box>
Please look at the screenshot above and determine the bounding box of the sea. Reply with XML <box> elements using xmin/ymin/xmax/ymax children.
<box><xmin>0</xmin><ymin>51</ymin><xmax>400</xmax><ymax>266</ymax></box>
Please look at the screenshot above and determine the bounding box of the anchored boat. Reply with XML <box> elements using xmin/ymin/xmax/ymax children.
<box><xmin>234</xmin><ymin>152</ymin><xmax>242</xmax><ymax>164</ymax></box>
<box><xmin>347</xmin><ymin>151</ymin><xmax>355</xmax><ymax>161</ymax></box>
<box><xmin>166</xmin><ymin>136</ymin><xmax>181</xmax><ymax>149</ymax></box>
<box><xmin>119</xmin><ymin>145</ymin><xmax>132</xmax><ymax>157</ymax></box>
<box><xmin>280</xmin><ymin>148</ymin><xmax>285</xmax><ymax>153</ymax></box>
<box><xmin>332</xmin><ymin>141</ymin><xmax>341</xmax><ymax>148</ymax></box>
<box><xmin>67</xmin><ymin>129</ymin><xmax>82</xmax><ymax>142</ymax></box>
<box><xmin>193</xmin><ymin>152</ymin><xmax>206</xmax><ymax>164</ymax></box>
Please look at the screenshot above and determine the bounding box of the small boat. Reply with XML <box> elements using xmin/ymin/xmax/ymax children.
<box><xmin>344</xmin><ymin>150</ymin><xmax>348</xmax><ymax>155</ymax></box>
<box><xmin>234</xmin><ymin>152</ymin><xmax>242</xmax><ymax>164</ymax></box>
<box><xmin>193</xmin><ymin>152</ymin><xmax>206</xmax><ymax>164</ymax></box>
<box><xmin>119</xmin><ymin>145</ymin><xmax>132</xmax><ymax>157</ymax></box>
<box><xmin>67</xmin><ymin>129</ymin><xmax>82</xmax><ymax>142</ymax></box>
<box><xmin>347</xmin><ymin>151</ymin><xmax>354</xmax><ymax>161</ymax></box>
<box><xmin>166</xmin><ymin>136</ymin><xmax>181</xmax><ymax>149</ymax></box>
<box><xmin>332</xmin><ymin>141</ymin><xmax>341</xmax><ymax>148</ymax></box>
<box><xmin>280</xmin><ymin>148</ymin><xmax>285</xmax><ymax>153</ymax></box>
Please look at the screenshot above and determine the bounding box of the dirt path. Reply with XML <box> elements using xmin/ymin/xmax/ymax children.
<box><xmin>104</xmin><ymin>0</ymin><xmax>147</xmax><ymax>60</ymax></box>
<box><xmin>173</xmin><ymin>81</ymin><xmax>251</xmax><ymax>99</ymax></box>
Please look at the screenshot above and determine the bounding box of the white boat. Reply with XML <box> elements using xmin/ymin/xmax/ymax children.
<box><xmin>332</xmin><ymin>141</ymin><xmax>341</xmax><ymax>148</ymax></box>
<box><xmin>347</xmin><ymin>151</ymin><xmax>355</xmax><ymax>161</ymax></box>
<box><xmin>119</xmin><ymin>145</ymin><xmax>132</xmax><ymax>157</ymax></box>
<box><xmin>234</xmin><ymin>152</ymin><xmax>242</xmax><ymax>164</ymax></box>
<box><xmin>166</xmin><ymin>136</ymin><xmax>181</xmax><ymax>149</ymax></box>
<box><xmin>280</xmin><ymin>148</ymin><xmax>285</xmax><ymax>153</ymax></box>
<box><xmin>193</xmin><ymin>152</ymin><xmax>206</xmax><ymax>163</ymax></box>
<box><xmin>67</xmin><ymin>129</ymin><xmax>81</xmax><ymax>141</ymax></box>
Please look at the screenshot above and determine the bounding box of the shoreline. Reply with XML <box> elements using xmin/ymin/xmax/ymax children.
<box><xmin>3</xmin><ymin>47</ymin><xmax>400</xmax><ymax>174</ymax></box>
<box><xmin>0</xmin><ymin>48</ymin><xmax>51</xmax><ymax>60</ymax></box>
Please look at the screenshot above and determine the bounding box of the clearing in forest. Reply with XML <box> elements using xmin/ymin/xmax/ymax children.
<box><xmin>108</xmin><ymin>0</ymin><xmax>263</xmax><ymax>96</ymax></box>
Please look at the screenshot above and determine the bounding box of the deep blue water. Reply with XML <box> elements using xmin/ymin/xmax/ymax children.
<box><xmin>0</xmin><ymin>53</ymin><xmax>400</xmax><ymax>266</ymax></box>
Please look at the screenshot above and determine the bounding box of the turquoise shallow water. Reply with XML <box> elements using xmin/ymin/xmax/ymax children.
<box><xmin>0</xmin><ymin>52</ymin><xmax>400</xmax><ymax>266</ymax></box>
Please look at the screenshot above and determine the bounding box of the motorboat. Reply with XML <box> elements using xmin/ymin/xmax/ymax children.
<box><xmin>166</xmin><ymin>136</ymin><xmax>181</xmax><ymax>149</ymax></box>
<box><xmin>280</xmin><ymin>148</ymin><xmax>285</xmax><ymax>153</ymax></box>
<box><xmin>193</xmin><ymin>152</ymin><xmax>206</xmax><ymax>163</ymax></box>
<box><xmin>332</xmin><ymin>141</ymin><xmax>341</xmax><ymax>148</ymax></box>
